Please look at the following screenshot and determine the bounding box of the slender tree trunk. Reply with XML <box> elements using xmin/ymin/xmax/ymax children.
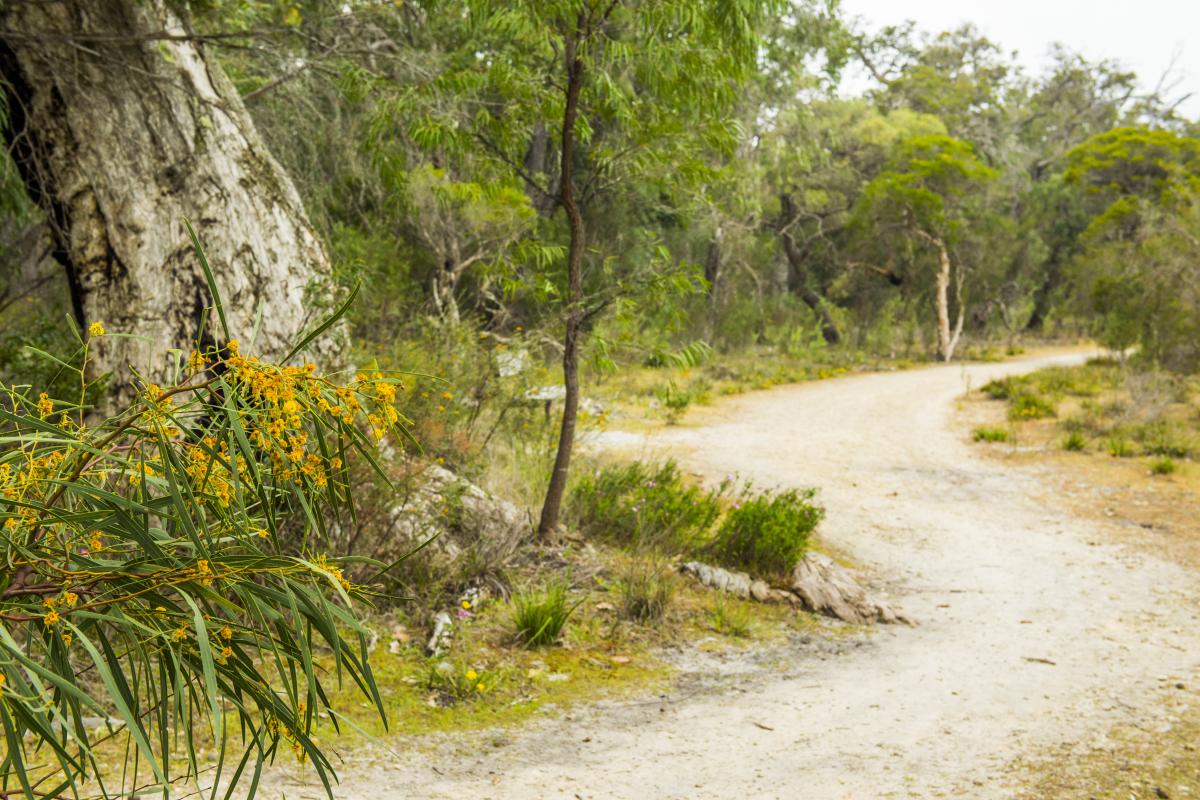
<box><xmin>927</xmin><ymin>233</ymin><xmax>963</xmax><ymax>361</ymax></box>
<box><xmin>702</xmin><ymin>225</ymin><xmax>722</xmax><ymax>338</ymax></box>
<box><xmin>778</xmin><ymin>195</ymin><xmax>840</xmax><ymax>345</ymax></box>
<box><xmin>0</xmin><ymin>0</ymin><xmax>337</xmax><ymax>406</ymax></box>
<box><xmin>536</xmin><ymin>30</ymin><xmax>585</xmax><ymax>540</ymax></box>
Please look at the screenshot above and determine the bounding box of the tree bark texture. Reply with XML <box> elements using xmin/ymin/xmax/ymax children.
<box><xmin>778</xmin><ymin>194</ymin><xmax>840</xmax><ymax>346</ymax></box>
<box><xmin>0</xmin><ymin>0</ymin><xmax>337</xmax><ymax>405</ymax></box>
<box><xmin>536</xmin><ymin>29</ymin><xmax>585</xmax><ymax>540</ymax></box>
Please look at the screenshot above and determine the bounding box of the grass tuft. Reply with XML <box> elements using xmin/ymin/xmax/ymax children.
<box><xmin>973</xmin><ymin>426</ymin><xmax>1011</xmax><ymax>443</ymax></box>
<box><xmin>513</xmin><ymin>580</ymin><xmax>578</xmax><ymax>647</ymax></box>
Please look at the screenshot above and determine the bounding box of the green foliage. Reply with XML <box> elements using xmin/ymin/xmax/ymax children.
<box><xmin>1106</xmin><ymin>435</ymin><xmax>1135</xmax><ymax>458</ymax></box>
<box><xmin>972</xmin><ymin>426</ymin><xmax>1010</xmax><ymax>443</ymax></box>
<box><xmin>425</xmin><ymin>660</ymin><xmax>495</xmax><ymax>703</ymax></box>
<box><xmin>709</xmin><ymin>594</ymin><xmax>752</xmax><ymax>638</ymax></box>
<box><xmin>513</xmin><ymin>580</ymin><xmax>578</xmax><ymax>647</ymax></box>
<box><xmin>568</xmin><ymin>460</ymin><xmax>725</xmax><ymax>552</ymax></box>
<box><xmin>0</xmin><ymin>292</ymin><xmax>401</xmax><ymax>796</ymax></box>
<box><xmin>1149</xmin><ymin>456</ymin><xmax>1177</xmax><ymax>476</ymax></box>
<box><xmin>1008</xmin><ymin>391</ymin><xmax>1056</xmax><ymax>421</ymax></box>
<box><xmin>1061</xmin><ymin>431</ymin><xmax>1088</xmax><ymax>452</ymax></box>
<box><xmin>615</xmin><ymin>565</ymin><xmax>675</xmax><ymax>624</ymax></box>
<box><xmin>644</xmin><ymin>340</ymin><xmax>714</xmax><ymax>369</ymax></box>
<box><xmin>709</xmin><ymin>488</ymin><xmax>823</xmax><ymax>577</ymax></box>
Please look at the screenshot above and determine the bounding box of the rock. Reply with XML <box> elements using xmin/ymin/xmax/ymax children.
<box><xmin>381</xmin><ymin>463</ymin><xmax>529</xmax><ymax>568</ymax></box>
<box><xmin>790</xmin><ymin>552</ymin><xmax>912</xmax><ymax>625</ymax></box>
<box><xmin>749</xmin><ymin>580</ymin><xmax>772</xmax><ymax>602</ymax></box>
<box><xmin>426</xmin><ymin>611</ymin><xmax>454</xmax><ymax>656</ymax></box>
<box><xmin>680</xmin><ymin>562</ymin><xmax>755</xmax><ymax>598</ymax></box>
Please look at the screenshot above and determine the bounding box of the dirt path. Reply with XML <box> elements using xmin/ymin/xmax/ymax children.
<box><xmin>278</xmin><ymin>351</ymin><xmax>1200</xmax><ymax>799</ymax></box>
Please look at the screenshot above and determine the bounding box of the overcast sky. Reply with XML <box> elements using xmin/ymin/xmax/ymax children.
<box><xmin>838</xmin><ymin>0</ymin><xmax>1200</xmax><ymax>118</ymax></box>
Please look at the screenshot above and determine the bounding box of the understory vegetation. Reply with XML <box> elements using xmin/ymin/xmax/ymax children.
<box><xmin>976</xmin><ymin>358</ymin><xmax>1199</xmax><ymax>468</ymax></box>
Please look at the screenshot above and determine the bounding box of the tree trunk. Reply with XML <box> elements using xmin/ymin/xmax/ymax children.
<box><xmin>778</xmin><ymin>195</ymin><xmax>840</xmax><ymax>345</ymax></box>
<box><xmin>0</xmin><ymin>0</ymin><xmax>336</xmax><ymax>406</ymax></box>
<box><xmin>536</xmin><ymin>30</ymin><xmax>585</xmax><ymax>540</ymax></box>
<box><xmin>928</xmin><ymin>234</ymin><xmax>963</xmax><ymax>362</ymax></box>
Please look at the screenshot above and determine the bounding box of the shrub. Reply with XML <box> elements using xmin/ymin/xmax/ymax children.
<box><xmin>1136</xmin><ymin>421</ymin><xmax>1195</xmax><ymax>458</ymax></box>
<box><xmin>1150</xmin><ymin>456</ymin><xmax>1178</xmax><ymax>475</ymax></box>
<box><xmin>0</xmin><ymin>256</ymin><xmax>395</xmax><ymax>795</ymax></box>
<box><xmin>1106</xmin><ymin>435</ymin><xmax>1135</xmax><ymax>457</ymax></box>
<box><xmin>616</xmin><ymin>565</ymin><xmax>675</xmax><ymax>623</ymax></box>
<box><xmin>709</xmin><ymin>488</ymin><xmax>823</xmax><ymax>577</ymax></box>
<box><xmin>973</xmin><ymin>426</ymin><xmax>1011</xmax><ymax>443</ymax></box>
<box><xmin>1008</xmin><ymin>391</ymin><xmax>1056</xmax><ymax>420</ymax></box>
<box><xmin>1061</xmin><ymin>431</ymin><xmax>1088</xmax><ymax>452</ymax></box>
<box><xmin>568</xmin><ymin>460</ymin><xmax>724</xmax><ymax>552</ymax></box>
<box><xmin>981</xmin><ymin>376</ymin><xmax>1019</xmax><ymax>400</ymax></box>
<box><xmin>513</xmin><ymin>580</ymin><xmax>578</xmax><ymax>647</ymax></box>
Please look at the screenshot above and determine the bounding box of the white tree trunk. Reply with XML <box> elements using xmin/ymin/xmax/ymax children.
<box><xmin>0</xmin><ymin>0</ymin><xmax>339</xmax><ymax>406</ymax></box>
<box><xmin>928</xmin><ymin>233</ymin><xmax>962</xmax><ymax>362</ymax></box>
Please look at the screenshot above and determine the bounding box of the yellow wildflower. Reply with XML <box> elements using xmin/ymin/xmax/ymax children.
<box><xmin>220</xmin><ymin>646</ymin><xmax>233</xmax><ymax>659</ymax></box>
<box><xmin>220</xmin><ymin>626</ymin><xmax>233</xmax><ymax>639</ymax></box>
<box><xmin>172</xmin><ymin>627</ymin><xmax>188</xmax><ymax>642</ymax></box>
<box><xmin>89</xmin><ymin>532</ymin><xmax>104</xmax><ymax>551</ymax></box>
<box><xmin>226</xmin><ymin>339</ymin><xmax>239</xmax><ymax>354</ymax></box>
<box><xmin>88</xmin><ymin>321</ymin><xmax>105</xmax><ymax>337</ymax></box>
<box><xmin>36</xmin><ymin>392</ymin><xmax>53</xmax><ymax>419</ymax></box>
<box><xmin>0</xmin><ymin>673</ymin><xmax>5</xmax><ymax>690</ymax></box>
<box><xmin>62</xmin><ymin>592</ymin><xmax>78</xmax><ymax>608</ymax></box>
<box><xmin>62</xmin><ymin>633</ymin><xmax>72</xmax><ymax>647</ymax></box>
<box><xmin>465</xmin><ymin>669</ymin><xmax>478</xmax><ymax>682</ymax></box>
<box><xmin>475</xmin><ymin>683</ymin><xmax>487</xmax><ymax>693</ymax></box>
<box><xmin>43</xmin><ymin>610</ymin><xmax>60</xmax><ymax>627</ymax></box>
<box><xmin>461</xmin><ymin>599</ymin><xmax>471</xmax><ymax>610</ymax></box>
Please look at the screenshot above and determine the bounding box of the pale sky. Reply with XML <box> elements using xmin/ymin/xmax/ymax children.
<box><xmin>838</xmin><ymin>0</ymin><xmax>1200</xmax><ymax>118</ymax></box>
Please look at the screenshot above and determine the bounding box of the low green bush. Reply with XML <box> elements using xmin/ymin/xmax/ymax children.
<box><xmin>1106</xmin><ymin>435</ymin><xmax>1135</xmax><ymax>458</ymax></box>
<box><xmin>616</xmin><ymin>565</ymin><xmax>675</xmax><ymax>623</ymax></box>
<box><xmin>982</xmin><ymin>376</ymin><xmax>1020</xmax><ymax>400</ymax></box>
<box><xmin>1150</xmin><ymin>456</ymin><xmax>1178</xmax><ymax>475</ymax></box>
<box><xmin>513</xmin><ymin>580</ymin><xmax>578</xmax><ymax>647</ymax></box>
<box><xmin>568</xmin><ymin>460</ymin><xmax>725</xmax><ymax>552</ymax></box>
<box><xmin>1135</xmin><ymin>420</ymin><xmax>1194</xmax><ymax>458</ymax></box>
<box><xmin>709</xmin><ymin>488</ymin><xmax>823</xmax><ymax>577</ymax></box>
<box><xmin>1008</xmin><ymin>391</ymin><xmax>1056</xmax><ymax>420</ymax></box>
<box><xmin>973</xmin><ymin>426</ymin><xmax>1011</xmax><ymax>443</ymax></box>
<box><xmin>1061</xmin><ymin>431</ymin><xmax>1088</xmax><ymax>452</ymax></box>
<box><xmin>709</xmin><ymin>595</ymin><xmax>752</xmax><ymax>638</ymax></box>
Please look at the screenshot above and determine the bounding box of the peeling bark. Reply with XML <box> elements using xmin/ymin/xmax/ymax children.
<box><xmin>0</xmin><ymin>0</ymin><xmax>338</xmax><ymax>405</ymax></box>
<box><xmin>920</xmin><ymin>231</ymin><xmax>964</xmax><ymax>362</ymax></box>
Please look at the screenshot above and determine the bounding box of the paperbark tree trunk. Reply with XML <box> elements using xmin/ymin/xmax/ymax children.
<box><xmin>0</xmin><ymin>0</ymin><xmax>337</xmax><ymax>406</ymax></box>
<box><xmin>923</xmin><ymin>232</ymin><xmax>964</xmax><ymax>362</ymax></box>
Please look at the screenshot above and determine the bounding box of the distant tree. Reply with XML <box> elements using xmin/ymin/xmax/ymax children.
<box><xmin>851</xmin><ymin>135</ymin><xmax>998</xmax><ymax>360</ymax></box>
<box><xmin>1064</xmin><ymin>126</ymin><xmax>1200</xmax><ymax>367</ymax></box>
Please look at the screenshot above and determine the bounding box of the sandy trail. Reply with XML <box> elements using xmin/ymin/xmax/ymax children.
<box><xmin>274</xmin><ymin>351</ymin><xmax>1200</xmax><ymax>799</ymax></box>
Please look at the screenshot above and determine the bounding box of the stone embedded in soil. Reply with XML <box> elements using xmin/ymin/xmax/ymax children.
<box><xmin>790</xmin><ymin>553</ymin><xmax>913</xmax><ymax>626</ymax></box>
<box><xmin>679</xmin><ymin>556</ymin><xmax>911</xmax><ymax>626</ymax></box>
